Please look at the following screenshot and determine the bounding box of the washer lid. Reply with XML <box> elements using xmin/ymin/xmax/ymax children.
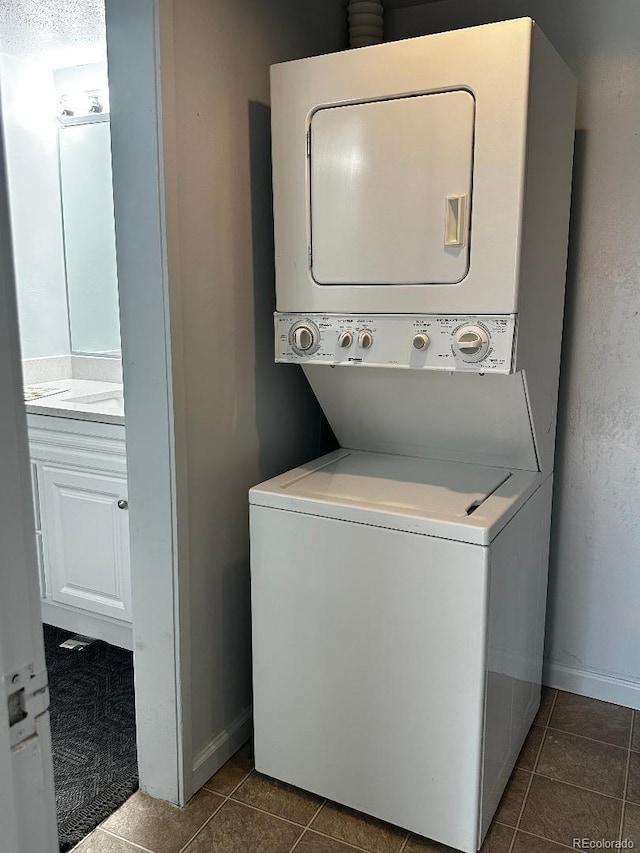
<box><xmin>282</xmin><ymin>451</ymin><xmax>508</xmax><ymax>516</ymax></box>
<box><xmin>250</xmin><ymin>450</ymin><xmax>541</xmax><ymax>545</ymax></box>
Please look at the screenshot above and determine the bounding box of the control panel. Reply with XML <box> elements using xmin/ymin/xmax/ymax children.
<box><xmin>275</xmin><ymin>314</ymin><xmax>516</xmax><ymax>373</ymax></box>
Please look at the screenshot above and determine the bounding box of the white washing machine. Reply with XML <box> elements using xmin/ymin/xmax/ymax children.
<box><xmin>250</xmin><ymin>18</ymin><xmax>577</xmax><ymax>853</ymax></box>
<box><xmin>251</xmin><ymin>450</ymin><xmax>550</xmax><ymax>851</ymax></box>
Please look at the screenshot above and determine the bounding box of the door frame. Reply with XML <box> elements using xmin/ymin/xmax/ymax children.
<box><xmin>0</xmin><ymin>0</ymin><xmax>189</xmax><ymax>829</ymax></box>
<box><xmin>0</xmin><ymin>98</ymin><xmax>58</xmax><ymax>851</ymax></box>
<box><xmin>105</xmin><ymin>0</ymin><xmax>191</xmax><ymax>804</ymax></box>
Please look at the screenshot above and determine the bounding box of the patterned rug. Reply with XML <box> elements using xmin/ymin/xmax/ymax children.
<box><xmin>43</xmin><ymin>625</ymin><xmax>138</xmax><ymax>851</ymax></box>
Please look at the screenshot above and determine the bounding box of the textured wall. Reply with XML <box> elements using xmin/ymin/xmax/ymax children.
<box><xmin>163</xmin><ymin>0</ymin><xmax>347</xmax><ymax>767</ymax></box>
<box><xmin>387</xmin><ymin>0</ymin><xmax>640</xmax><ymax>706</ymax></box>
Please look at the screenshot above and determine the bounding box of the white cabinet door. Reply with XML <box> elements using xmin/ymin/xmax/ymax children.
<box><xmin>40</xmin><ymin>465</ymin><xmax>132</xmax><ymax>621</ymax></box>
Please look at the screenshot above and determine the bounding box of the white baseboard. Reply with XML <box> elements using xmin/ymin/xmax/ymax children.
<box><xmin>192</xmin><ymin>706</ymin><xmax>253</xmax><ymax>792</ymax></box>
<box><xmin>544</xmin><ymin>661</ymin><xmax>640</xmax><ymax>710</ymax></box>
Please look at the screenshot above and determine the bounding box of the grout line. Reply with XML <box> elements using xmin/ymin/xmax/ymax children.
<box><xmin>179</xmin><ymin>754</ymin><xmax>257</xmax><ymax>852</ymax></box>
<box><xmin>523</xmin><ymin>687</ymin><xmax>554</xmax><ymax>782</ymax></box>
<box><xmin>227</xmin><ymin>772</ymin><xmax>412</xmax><ymax>853</ymax></box>
<box><xmin>288</xmin><ymin>798</ymin><xmax>327</xmax><ymax>853</ymax></box>
<box><xmin>98</xmin><ymin>827</ymin><xmax>157</xmax><ymax>852</ymax></box>
<box><xmin>294</xmin><ymin>826</ymin><xmax>399</xmax><ymax>853</ymax></box>
<box><xmin>226</xmin><ymin>765</ymin><xmax>257</xmax><ymax>796</ymax></box>
<box><xmin>202</xmin><ymin>765</ymin><xmax>255</xmax><ymax>798</ymax></box>
<box><xmin>620</xmin><ymin>800</ymin><xmax>628</xmax><ymax>843</ymax></box>
<box><xmin>545</xmin><ymin>724</ymin><xmax>632</xmax><ymax>752</ymax></box>
<box><xmin>542</xmin><ymin>688</ymin><xmax>560</xmax><ymax>730</ymax></box>
<box><xmin>224</xmin><ymin>796</ymin><xmax>320</xmax><ymax>828</ymax></box>
<box><xmin>183</xmin><ymin>762</ymin><xmax>257</xmax><ymax>850</ymax></box>
<box><xmin>619</xmin><ymin>712</ymin><xmax>634</xmax><ymax>842</ymax></box>
<box><xmin>507</xmin><ymin>689</ymin><xmax>559</xmax><ymax>853</ymax></box>
<box><xmin>115</xmin><ymin>689</ymin><xmax>638</xmax><ymax>853</ymax></box>
<box><xmin>506</xmin><ymin>762</ymin><xmax>536</xmax><ymax>853</ymax></box>
<box><xmin>177</xmin><ymin>792</ymin><xmax>227</xmax><ymax>853</ymax></box>
<box><xmin>531</xmin><ymin>770</ymin><xmax>626</xmax><ymax>802</ymax></box>
<box><xmin>516</xmin><ymin>828</ymin><xmax>585</xmax><ymax>851</ymax></box>
<box><xmin>287</xmin><ymin>799</ymin><xmax>410</xmax><ymax>853</ymax></box>
<box><xmin>531</xmin><ymin>700</ymin><xmax>552</xmax><ymax>773</ymax></box>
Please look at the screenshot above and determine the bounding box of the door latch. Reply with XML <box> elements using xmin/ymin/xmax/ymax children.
<box><xmin>3</xmin><ymin>663</ymin><xmax>49</xmax><ymax>747</ymax></box>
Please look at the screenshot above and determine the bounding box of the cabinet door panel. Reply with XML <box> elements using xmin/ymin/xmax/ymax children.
<box><xmin>40</xmin><ymin>465</ymin><xmax>131</xmax><ymax>621</ymax></box>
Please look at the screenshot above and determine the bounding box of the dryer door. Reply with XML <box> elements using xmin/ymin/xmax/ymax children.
<box><xmin>310</xmin><ymin>91</ymin><xmax>474</xmax><ymax>287</ymax></box>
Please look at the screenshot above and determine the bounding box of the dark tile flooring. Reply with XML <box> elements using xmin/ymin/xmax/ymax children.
<box><xmin>73</xmin><ymin>689</ymin><xmax>640</xmax><ymax>853</ymax></box>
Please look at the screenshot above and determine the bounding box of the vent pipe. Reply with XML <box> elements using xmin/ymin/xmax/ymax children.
<box><xmin>348</xmin><ymin>1</ymin><xmax>384</xmax><ymax>48</ymax></box>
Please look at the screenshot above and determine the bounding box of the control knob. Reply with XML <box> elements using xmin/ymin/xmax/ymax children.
<box><xmin>358</xmin><ymin>331</ymin><xmax>373</xmax><ymax>349</ymax></box>
<box><xmin>338</xmin><ymin>331</ymin><xmax>353</xmax><ymax>348</ymax></box>
<box><xmin>453</xmin><ymin>325</ymin><xmax>490</xmax><ymax>362</ymax></box>
<box><xmin>289</xmin><ymin>320</ymin><xmax>320</xmax><ymax>355</ymax></box>
<box><xmin>294</xmin><ymin>327</ymin><xmax>313</xmax><ymax>350</ymax></box>
<box><xmin>412</xmin><ymin>333</ymin><xmax>430</xmax><ymax>350</ymax></box>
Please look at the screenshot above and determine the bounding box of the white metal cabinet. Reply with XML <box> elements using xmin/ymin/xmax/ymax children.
<box><xmin>39</xmin><ymin>465</ymin><xmax>131</xmax><ymax>622</ymax></box>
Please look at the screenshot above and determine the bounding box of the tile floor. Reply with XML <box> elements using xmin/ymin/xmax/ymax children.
<box><xmin>72</xmin><ymin>689</ymin><xmax>640</xmax><ymax>853</ymax></box>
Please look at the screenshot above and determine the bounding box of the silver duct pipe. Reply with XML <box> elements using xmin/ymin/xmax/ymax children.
<box><xmin>347</xmin><ymin>1</ymin><xmax>384</xmax><ymax>48</ymax></box>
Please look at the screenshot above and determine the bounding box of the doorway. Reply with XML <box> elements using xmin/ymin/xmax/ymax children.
<box><xmin>0</xmin><ymin>0</ymin><xmax>135</xmax><ymax>846</ymax></box>
<box><xmin>0</xmin><ymin>0</ymin><xmax>185</xmax><ymax>846</ymax></box>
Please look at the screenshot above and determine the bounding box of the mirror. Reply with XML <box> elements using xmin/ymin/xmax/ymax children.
<box><xmin>58</xmin><ymin>117</ymin><xmax>121</xmax><ymax>355</ymax></box>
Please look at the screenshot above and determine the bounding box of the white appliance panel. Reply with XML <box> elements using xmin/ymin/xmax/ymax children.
<box><xmin>480</xmin><ymin>477</ymin><xmax>552</xmax><ymax>838</ymax></box>
<box><xmin>279</xmin><ymin>451</ymin><xmax>510</xmax><ymax>516</ymax></box>
<box><xmin>250</xmin><ymin>505</ymin><xmax>489</xmax><ymax>853</ymax></box>
<box><xmin>250</xmin><ymin>450</ymin><xmax>541</xmax><ymax>545</ymax></box>
<box><xmin>250</xmin><ymin>477</ymin><xmax>551</xmax><ymax>851</ymax></box>
<box><xmin>302</xmin><ymin>367</ymin><xmax>540</xmax><ymax>472</ymax></box>
<box><xmin>271</xmin><ymin>18</ymin><xmax>536</xmax><ymax>314</ymax></box>
<box><xmin>276</xmin><ymin>313</ymin><xmax>516</xmax><ymax>373</ymax></box>
<box><xmin>310</xmin><ymin>91</ymin><xmax>474</xmax><ymax>286</ymax></box>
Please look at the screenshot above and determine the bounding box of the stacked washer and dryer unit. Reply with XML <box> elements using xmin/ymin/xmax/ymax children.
<box><xmin>250</xmin><ymin>19</ymin><xmax>576</xmax><ymax>853</ymax></box>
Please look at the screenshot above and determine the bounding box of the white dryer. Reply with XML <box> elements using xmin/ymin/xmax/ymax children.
<box><xmin>250</xmin><ymin>17</ymin><xmax>577</xmax><ymax>853</ymax></box>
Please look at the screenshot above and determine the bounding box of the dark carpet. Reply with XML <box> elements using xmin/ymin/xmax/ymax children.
<box><xmin>44</xmin><ymin>625</ymin><xmax>138</xmax><ymax>852</ymax></box>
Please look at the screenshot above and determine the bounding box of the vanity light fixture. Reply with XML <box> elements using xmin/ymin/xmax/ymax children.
<box><xmin>57</xmin><ymin>89</ymin><xmax>110</xmax><ymax>124</ymax></box>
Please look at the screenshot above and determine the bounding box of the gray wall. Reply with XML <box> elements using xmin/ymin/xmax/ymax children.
<box><xmin>0</xmin><ymin>55</ymin><xmax>70</xmax><ymax>359</ymax></box>
<box><xmin>387</xmin><ymin>0</ymin><xmax>640</xmax><ymax>706</ymax></box>
<box><xmin>163</xmin><ymin>0</ymin><xmax>346</xmax><ymax>772</ymax></box>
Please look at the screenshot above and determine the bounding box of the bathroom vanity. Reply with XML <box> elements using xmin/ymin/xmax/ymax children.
<box><xmin>4</xmin><ymin>53</ymin><xmax>132</xmax><ymax>649</ymax></box>
<box><xmin>24</xmin><ymin>358</ymin><xmax>132</xmax><ymax>650</ymax></box>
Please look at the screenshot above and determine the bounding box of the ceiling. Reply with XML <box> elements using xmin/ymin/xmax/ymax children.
<box><xmin>379</xmin><ymin>0</ymin><xmax>442</xmax><ymax>7</ymax></box>
<box><xmin>0</xmin><ymin>0</ymin><xmax>438</xmax><ymax>66</ymax></box>
<box><xmin>0</xmin><ymin>0</ymin><xmax>106</xmax><ymax>65</ymax></box>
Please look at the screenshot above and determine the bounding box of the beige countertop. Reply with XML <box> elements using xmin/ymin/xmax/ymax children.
<box><xmin>24</xmin><ymin>379</ymin><xmax>125</xmax><ymax>425</ymax></box>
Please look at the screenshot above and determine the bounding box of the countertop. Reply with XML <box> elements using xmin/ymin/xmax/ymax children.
<box><xmin>24</xmin><ymin>379</ymin><xmax>125</xmax><ymax>426</ymax></box>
